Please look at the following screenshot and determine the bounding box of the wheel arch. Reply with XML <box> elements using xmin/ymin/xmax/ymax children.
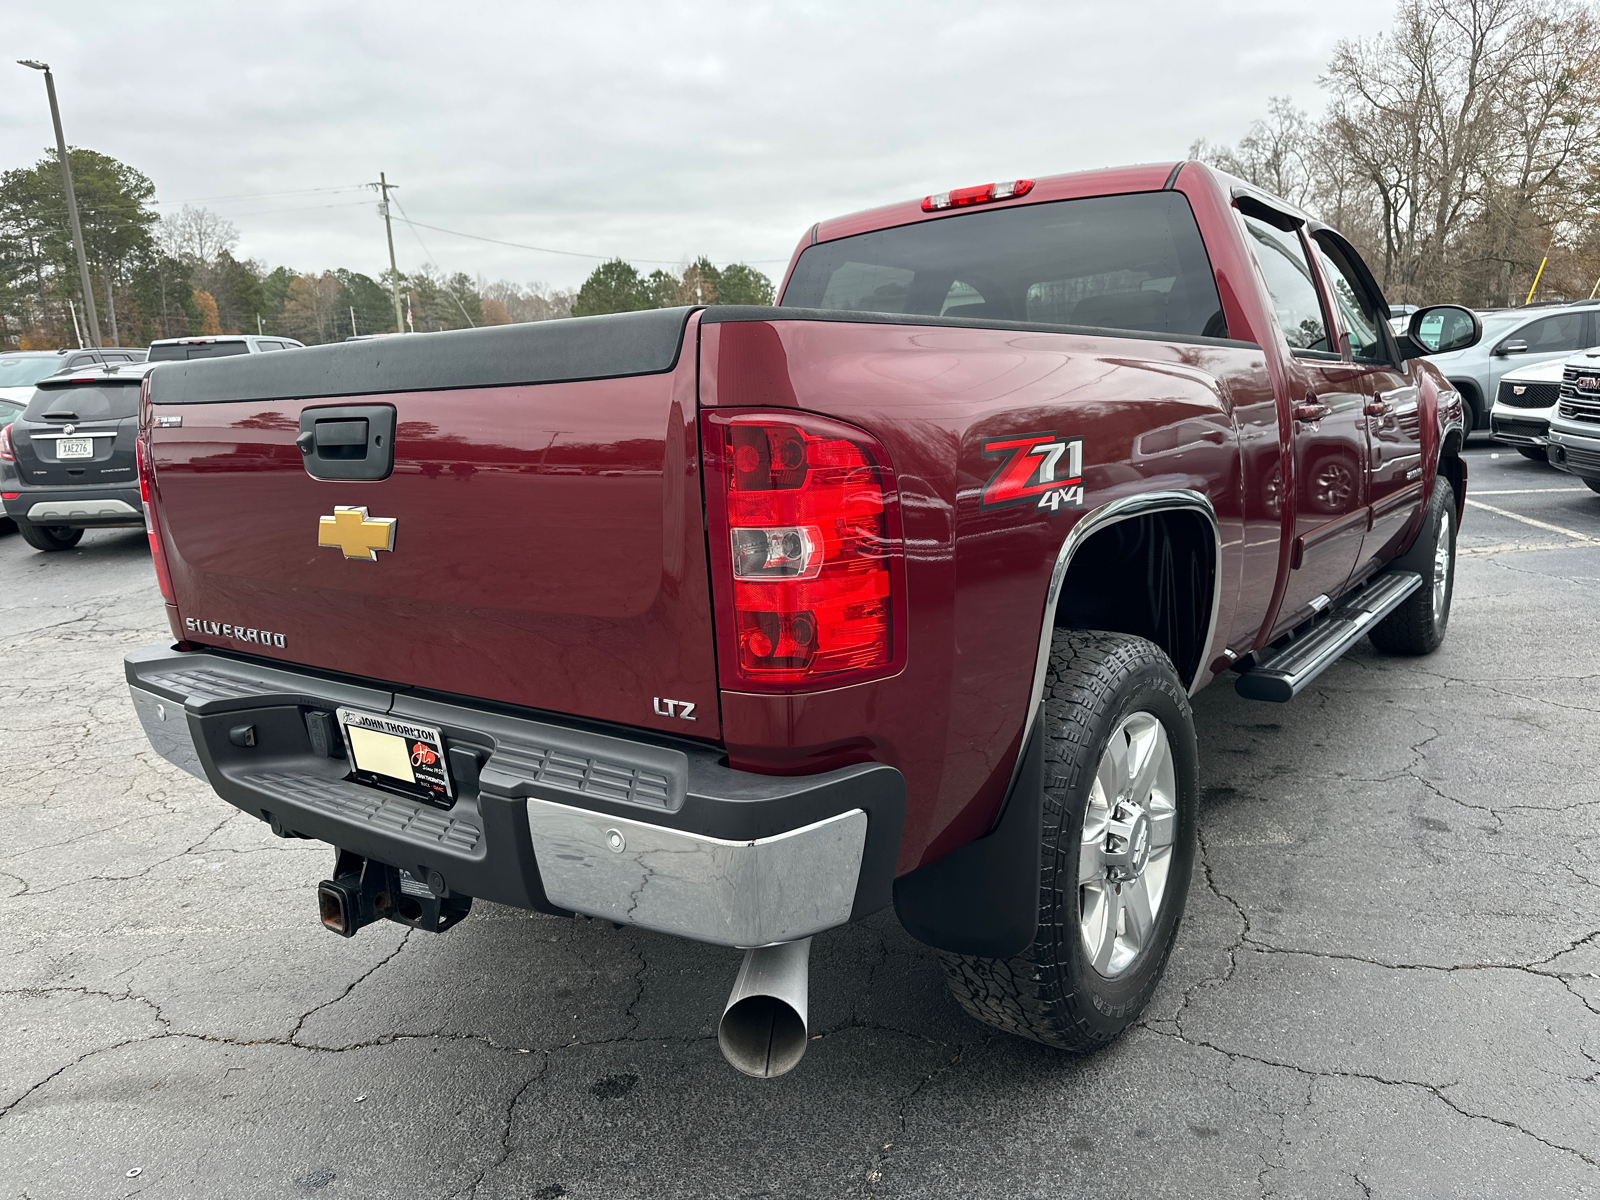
<box><xmin>1027</xmin><ymin>492</ymin><xmax>1222</xmax><ymax>723</ymax></box>
<box><xmin>1437</xmin><ymin>427</ymin><xmax>1466</xmax><ymax>524</ymax></box>
<box><xmin>1448</xmin><ymin>377</ymin><xmax>1484</xmax><ymax>428</ymax></box>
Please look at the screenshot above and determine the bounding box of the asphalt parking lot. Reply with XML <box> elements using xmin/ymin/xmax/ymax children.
<box><xmin>2</xmin><ymin>442</ymin><xmax>1597</xmax><ymax>1199</ymax></box>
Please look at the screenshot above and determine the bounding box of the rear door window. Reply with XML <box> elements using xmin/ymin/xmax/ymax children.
<box><xmin>783</xmin><ymin>191</ymin><xmax>1228</xmax><ymax>339</ymax></box>
<box><xmin>1240</xmin><ymin>213</ymin><xmax>1329</xmax><ymax>354</ymax></box>
<box><xmin>22</xmin><ymin>385</ymin><xmax>142</xmax><ymax>422</ymax></box>
<box><xmin>1516</xmin><ymin>313</ymin><xmax>1586</xmax><ymax>354</ymax></box>
<box><xmin>147</xmin><ymin>343</ymin><xmax>252</xmax><ymax>361</ymax></box>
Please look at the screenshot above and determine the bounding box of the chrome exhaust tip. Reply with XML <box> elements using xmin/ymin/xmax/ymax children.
<box><xmin>717</xmin><ymin>938</ymin><xmax>812</xmax><ymax>1078</ymax></box>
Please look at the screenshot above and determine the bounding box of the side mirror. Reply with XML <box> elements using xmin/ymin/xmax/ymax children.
<box><xmin>1403</xmin><ymin>304</ymin><xmax>1482</xmax><ymax>358</ymax></box>
<box><xmin>1495</xmin><ymin>339</ymin><xmax>1529</xmax><ymax>357</ymax></box>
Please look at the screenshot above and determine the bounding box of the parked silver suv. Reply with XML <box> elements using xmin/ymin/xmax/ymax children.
<box><xmin>1423</xmin><ymin>299</ymin><xmax>1599</xmax><ymax>434</ymax></box>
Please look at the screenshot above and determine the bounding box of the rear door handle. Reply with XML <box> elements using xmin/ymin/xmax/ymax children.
<box><xmin>1294</xmin><ymin>402</ymin><xmax>1330</xmax><ymax>423</ymax></box>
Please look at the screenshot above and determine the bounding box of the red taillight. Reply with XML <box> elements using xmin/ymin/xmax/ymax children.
<box><xmin>704</xmin><ymin>411</ymin><xmax>904</xmax><ymax>690</ymax></box>
<box><xmin>922</xmin><ymin>179</ymin><xmax>1034</xmax><ymax>212</ymax></box>
<box><xmin>138</xmin><ymin>431</ymin><xmax>176</xmax><ymax>604</ymax></box>
<box><xmin>0</xmin><ymin>424</ymin><xmax>13</xmax><ymax>463</ymax></box>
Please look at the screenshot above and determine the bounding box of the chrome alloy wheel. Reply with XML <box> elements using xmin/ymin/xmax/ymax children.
<box><xmin>1078</xmin><ymin>711</ymin><xmax>1178</xmax><ymax>978</ymax></box>
<box><xmin>1433</xmin><ymin>506</ymin><xmax>1452</xmax><ymax>625</ymax></box>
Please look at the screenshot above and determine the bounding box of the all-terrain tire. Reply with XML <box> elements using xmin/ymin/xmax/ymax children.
<box><xmin>940</xmin><ymin>630</ymin><xmax>1198</xmax><ymax>1052</ymax></box>
<box><xmin>1517</xmin><ymin>446</ymin><xmax>1547</xmax><ymax>462</ymax></box>
<box><xmin>1369</xmin><ymin>477</ymin><xmax>1456</xmax><ymax>656</ymax></box>
<box><xmin>17</xmin><ymin>520</ymin><xmax>84</xmax><ymax>551</ymax></box>
<box><xmin>1584</xmin><ymin>478</ymin><xmax>1600</xmax><ymax>496</ymax></box>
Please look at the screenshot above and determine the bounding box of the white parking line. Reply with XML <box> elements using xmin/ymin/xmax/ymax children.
<box><xmin>1463</xmin><ymin>499</ymin><xmax>1599</xmax><ymax>543</ymax></box>
<box><xmin>1458</xmin><ymin>542</ymin><xmax>1584</xmax><ymax>557</ymax></box>
<box><xmin>1470</xmin><ymin>488</ymin><xmax>1588</xmax><ymax>495</ymax></box>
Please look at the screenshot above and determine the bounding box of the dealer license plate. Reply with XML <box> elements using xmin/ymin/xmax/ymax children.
<box><xmin>337</xmin><ymin>707</ymin><xmax>452</xmax><ymax>805</ymax></box>
<box><xmin>57</xmin><ymin>438</ymin><xmax>93</xmax><ymax>459</ymax></box>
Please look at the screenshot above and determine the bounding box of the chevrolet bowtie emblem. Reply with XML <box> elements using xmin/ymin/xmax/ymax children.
<box><xmin>318</xmin><ymin>506</ymin><xmax>396</xmax><ymax>561</ymax></box>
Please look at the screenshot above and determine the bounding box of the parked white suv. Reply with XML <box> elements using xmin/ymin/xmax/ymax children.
<box><xmin>146</xmin><ymin>335</ymin><xmax>304</xmax><ymax>361</ymax></box>
<box><xmin>1489</xmin><ymin>356</ymin><xmax>1573</xmax><ymax>461</ymax></box>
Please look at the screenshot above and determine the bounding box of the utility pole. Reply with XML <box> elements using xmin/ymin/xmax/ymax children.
<box><xmin>19</xmin><ymin>61</ymin><xmax>101</xmax><ymax>348</ymax></box>
<box><xmin>369</xmin><ymin>173</ymin><xmax>406</xmax><ymax>334</ymax></box>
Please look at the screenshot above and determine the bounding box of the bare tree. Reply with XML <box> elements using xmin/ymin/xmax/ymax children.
<box><xmin>158</xmin><ymin>205</ymin><xmax>239</xmax><ymax>267</ymax></box>
<box><xmin>1192</xmin><ymin>97</ymin><xmax>1317</xmax><ymax>208</ymax></box>
<box><xmin>1202</xmin><ymin>0</ymin><xmax>1600</xmax><ymax>305</ymax></box>
<box><xmin>481</xmin><ymin>278</ymin><xmax>575</xmax><ymax>322</ymax></box>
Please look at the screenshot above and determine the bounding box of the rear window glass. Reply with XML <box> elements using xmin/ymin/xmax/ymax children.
<box><xmin>147</xmin><ymin>342</ymin><xmax>251</xmax><ymax>361</ymax></box>
<box><xmin>782</xmin><ymin>192</ymin><xmax>1228</xmax><ymax>339</ymax></box>
<box><xmin>22</xmin><ymin>385</ymin><xmax>141</xmax><ymax>422</ymax></box>
<box><xmin>0</xmin><ymin>357</ymin><xmax>67</xmax><ymax>387</ymax></box>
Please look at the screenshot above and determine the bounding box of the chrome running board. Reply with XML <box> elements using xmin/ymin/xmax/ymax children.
<box><xmin>1235</xmin><ymin>570</ymin><xmax>1423</xmax><ymax>703</ymax></box>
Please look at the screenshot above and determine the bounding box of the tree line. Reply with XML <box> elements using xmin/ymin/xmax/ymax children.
<box><xmin>1196</xmin><ymin>0</ymin><xmax>1600</xmax><ymax>308</ymax></box>
<box><xmin>0</xmin><ymin>151</ymin><xmax>775</xmax><ymax>350</ymax></box>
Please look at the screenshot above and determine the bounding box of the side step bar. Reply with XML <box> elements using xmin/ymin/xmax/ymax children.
<box><xmin>1235</xmin><ymin>570</ymin><xmax>1423</xmax><ymax>703</ymax></box>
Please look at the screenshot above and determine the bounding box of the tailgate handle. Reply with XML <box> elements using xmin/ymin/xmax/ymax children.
<box><xmin>298</xmin><ymin>405</ymin><xmax>395</xmax><ymax>481</ymax></box>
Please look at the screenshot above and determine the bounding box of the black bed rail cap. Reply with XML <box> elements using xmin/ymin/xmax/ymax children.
<box><xmin>146</xmin><ymin>307</ymin><xmax>700</xmax><ymax>405</ymax></box>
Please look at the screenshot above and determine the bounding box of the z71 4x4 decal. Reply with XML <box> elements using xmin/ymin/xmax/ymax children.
<box><xmin>980</xmin><ymin>433</ymin><xmax>1085</xmax><ymax>512</ymax></box>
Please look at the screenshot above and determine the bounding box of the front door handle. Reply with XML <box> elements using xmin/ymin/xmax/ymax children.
<box><xmin>1294</xmin><ymin>402</ymin><xmax>1330</xmax><ymax>423</ymax></box>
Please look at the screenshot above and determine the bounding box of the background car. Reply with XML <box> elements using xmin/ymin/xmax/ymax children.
<box><xmin>0</xmin><ymin>393</ymin><xmax>22</xmax><ymax>533</ymax></box>
<box><xmin>0</xmin><ymin>347</ymin><xmax>149</xmax><ymax>407</ymax></box>
<box><xmin>146</xmin><ymin>334</ymin><xmax>304</xmax><ymax>360</ymax></box>
<box><xmin>1421</xmin><ymin>298</ymin><xmax>1599</xmax><ymax>435</ymax></box>
<box><xmin>1386</xmin><ymin>303</ymin><xmax>1418</xmax><ymax>334</ymax></box>
<box><xmin>1489</xmin><ymin>355</ymin><xmax>1573</xmax><ymax>461</ymax></box>
<box><xmin>1546</xmin><ymin>348</ymin><xmax>1600</xmax><ymax>494</ymax></box>
<box><xmin>0</xmin><ymin>361</ymin><xmax>154</xmax><ymax>551</ymax></box>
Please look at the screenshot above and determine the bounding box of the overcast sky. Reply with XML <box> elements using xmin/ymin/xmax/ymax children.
<box><xmin>4</xmin><ymin>0</ymin><xmax>1399</xmax><ymax>293</ymax></box>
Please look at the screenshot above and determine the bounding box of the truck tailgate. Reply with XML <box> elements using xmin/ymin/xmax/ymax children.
<box><xmin>144</xmin><ymin>310</ymin><xmax>720</xmax><ymax>739</ymax></box>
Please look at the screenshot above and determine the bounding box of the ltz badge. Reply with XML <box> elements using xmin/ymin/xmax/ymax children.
<box><xmin>980</xmin><ymin>433</ymin><xmax>1085</xmax><ymax>513</ymax></box>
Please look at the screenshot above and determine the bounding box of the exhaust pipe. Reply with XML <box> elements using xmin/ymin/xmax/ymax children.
<box><xmin>717</xmin><ymin>938</ymin><xmax>811</xmax><ymax>1078</ymax></box>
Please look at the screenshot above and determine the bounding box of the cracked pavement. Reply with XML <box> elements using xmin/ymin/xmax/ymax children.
<box><xmin>1</xmin><ymin>444</ymin><xmax>1596</xmax><ymax>1198</ymax></box>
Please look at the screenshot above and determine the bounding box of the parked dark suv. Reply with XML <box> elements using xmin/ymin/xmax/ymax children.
<box><xmin>0</xmin><ymin>362</ymin><xmax>152</xmax><ymax>550</ymax></box>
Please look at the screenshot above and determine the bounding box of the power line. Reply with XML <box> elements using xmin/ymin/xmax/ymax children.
<box><xmin>391</xmin><ymin>195</ymin><xmax>476</xmax><ymax>328</ymax></box>
<box><xmin>150</xmin><ymin>184</ymin><xmax>369</xmax><ymax>205</ymax></box>
<box><xmin>389</xmin><ymin>213</ymin><xmax>788</xmax><ymax>266</ymax></box>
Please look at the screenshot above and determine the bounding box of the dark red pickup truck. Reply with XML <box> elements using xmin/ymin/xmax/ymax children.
<box><xmin>127</xmin><ymin>162</ymin><xmax>1480</xmax><ymax>1076</ymax></box>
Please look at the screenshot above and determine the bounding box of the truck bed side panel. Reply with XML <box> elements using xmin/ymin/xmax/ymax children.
<box><xmin>701</xmin><ymin>315</ymin><xmax>1274</xmax><ymax>871</ymax></box>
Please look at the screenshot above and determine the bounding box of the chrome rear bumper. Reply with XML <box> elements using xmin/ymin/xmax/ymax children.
<box><xmin>125</xmin><ymin>643</ymin><xmax>903</xmax><ymax>948</ymax></box>
<box><xmin>528</xmin><ymin>801</ymin><xmax>867</xmax><ymax>946</ymax></box>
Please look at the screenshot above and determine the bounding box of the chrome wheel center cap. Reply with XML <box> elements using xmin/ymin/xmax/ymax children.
<box><xmin>1103</xmin><ymin>803</ymin><xmax>1151</xmax><ymax>882</ymax></box>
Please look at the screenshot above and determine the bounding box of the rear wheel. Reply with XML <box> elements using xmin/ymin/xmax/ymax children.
<box><xmin>1518</xmin><ymin>446</ymin><xmax>1547</xmax><ymax>462</ymax></box>
<box><xmin>16</xmin><ymin>521</ymin><xmax>84</xmax><ymax>552</ymax></box>
<box><xmin>940</xmin><ymin>630</ymin><xmax>1198</xmax><ymax>1052</ymax></box>
<box><xmin>1369</xmin><ymin>477</ymin><xmax>1455</xmax><ymax>655</ymax></box>
<box><xmin>1584</xmin><ymin>479</ymin><xmax>1600</xmax><ymax>496</ymax></box>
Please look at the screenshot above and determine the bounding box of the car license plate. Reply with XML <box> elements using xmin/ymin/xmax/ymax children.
<box><xmin>337</xmin><ymin>707</ymin><xmax>452</xmax><ymax>805</ymax></box>
<box><xmin>57</xmin><ymin>438</ymin><xmax>93</xmax><ymax>459</ymax></box>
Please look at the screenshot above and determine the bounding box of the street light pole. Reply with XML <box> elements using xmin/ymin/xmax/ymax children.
<box><xmin>18</xmin><ymin>60</ymin><xmax>102</xmax><ymax>348</ymax></box>
<box><xmin>370</xmin><ymin>173</ymin><xmax>406</xmax><ymax>334</ymax></box>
